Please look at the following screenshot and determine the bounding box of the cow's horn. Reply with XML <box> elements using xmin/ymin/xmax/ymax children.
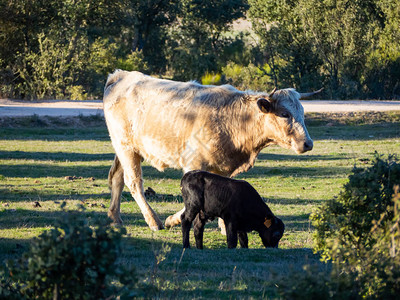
<box><xmin>299</xmin><ymin>88</ymin><xmax>324</xmax><ymax>99</ymax></box>
<box><xmin>269</xmin><ymin>87</ymin><xmax>277</xmax><ymax>98</ymax></box>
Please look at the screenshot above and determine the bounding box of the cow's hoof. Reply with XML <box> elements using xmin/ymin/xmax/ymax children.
<box><xmin>108</xmin><ymin>212</ymin><xmax>123</xmax><ymax>226</ymax></box>
<box><xmin>150</xmin><ymin>224</ymin><xmax>164</xmax><ymax>231</ymax></box>
<box><xmin>111</xmin><ymin>221</ymin><xmax>123</xmax><ymax>227</ymax></box>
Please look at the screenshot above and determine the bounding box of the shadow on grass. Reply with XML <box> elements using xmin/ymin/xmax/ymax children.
<box><xmin>0</xmin><ymin>188</ymin><xmax>112</xmax><ymax>202</ymax></box>
<box><xmin>256</xmin><ymin>153</ymin><xmax>344</xmax><ymax>162</ymax></box>
<box><xmin>0</xmin><ymin>163</ymin><xmax>110</xmax><ymax>179</ymax></box>
<box><xmin>264</xmin><ymin>197</ymin><xmax>324</xmax><ymax>205</ymax></box>
<box><xmin>2</xmin><ymin>119</ymin><xmax>399</xmax><ymax>143</ymax></box>
<box><xmin>0</xmin><ymin>208</ymin><xmax>175</xmax><ymax>230</ymax></box>
<box><xmin>308</xmin><ymin>122</ymin><xmax>400</xmax><ymax>141</ymax></box>
<box><xmin>0</xmin><ymin>203</ymin><xmax>312</xmax><ymax>232</ymax></box>
<box><xmin>237</xmin><ymin>165</ymin><xmax>349</xmax><ymax>179</ymax></box>
<box><xmin>0</xmin><ymin>127</ymin><xmax>109</xmax><ymax>141</ymax></box>
<box><xmin>0</xmin><ymin>150</ymin><xmax>114</xmax><ymax>162</ymax></box>
<box><xmin>282</xmin><ymin>214</ymin><xmax>313</xmax><ymax>231</ymax></box>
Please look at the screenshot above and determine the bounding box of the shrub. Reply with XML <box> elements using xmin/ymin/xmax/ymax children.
<box><xmin>289</xmin><ymin>153</ymin><xmax>400</xmax><ymax>299</ymax></box>
<box><xmin>221</xmin><ymin>62</ymin><xmax>275</xmax><ymax>91</ymax></box>
<box><xmin>351</xmin><ymin>186</ymin><xmax>400</xmax><ymax>298</ymax></box>
<box><xmin>201</xmin><ymin>72</ymin><xmax>222</xmax><ymax>85</ymax></box>
<box><xmin>276</xmin><ymin>264</ymin><xmax>359</xmax><ymax>300</ymax></box>
<box><xmin>0</xmin><ymin>204</ymin><xmax>137</xmax><ymax>299</ymax></box>
<box><xmin>311</xmin><ymin>153</ymin><xmax>400</xmax><ymax>262</ymax></box>
<box><xmin>15</xmin><ymin>33</ymin><xmax>70</xmax><ymax>100</ymax></box>
<box><xmin>278</xmin><ymin>186</ymin><xmax>400</xmax><ymax>299</ymax></box>
<box><xmin>116</xmin><ymin>50</ymin><xmax>149</xmax><ymax>73</ymax></box>
<box><xmin>13</xmin><ymin>34</ymin><xmax>119</xmax><ymax>100</ymax></box>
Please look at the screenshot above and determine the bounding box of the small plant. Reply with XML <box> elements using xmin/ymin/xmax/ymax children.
<box><xmin>0</xmin><ymin>204</ymin><xmax>137</xmax><ymax>299</ymax></box>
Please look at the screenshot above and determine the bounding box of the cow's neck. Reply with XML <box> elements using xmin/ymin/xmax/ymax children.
<box><xmin>216</xmin><ymin>100</ymin><xmax>274</xmax><ymax>177</ymax></box>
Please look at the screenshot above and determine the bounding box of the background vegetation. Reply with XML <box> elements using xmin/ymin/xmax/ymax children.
<box><xmin>1</xmin><ymin>112</ymin><xmax>399</xmax><ymax>297</ymax></box>
<box><xmin>1</xmin><ymin>0</ymin><xmax>399</xmax><ymax>100</ymax></box>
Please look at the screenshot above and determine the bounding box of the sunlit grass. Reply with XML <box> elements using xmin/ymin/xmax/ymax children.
<box><xmin>0</xmin><ymin>112</ymin><xmax>399</xmax><ymax>297</ymax></box>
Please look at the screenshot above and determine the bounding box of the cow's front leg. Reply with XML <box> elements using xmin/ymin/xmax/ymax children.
<box><xmin>120</xmin><ymin>151</ymin><xmax>164</xmax><ymax>231</ymax></box>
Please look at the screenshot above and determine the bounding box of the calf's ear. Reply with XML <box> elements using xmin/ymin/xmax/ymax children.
<box><xmin>257</xmin><ymin>98</ymin><xmax>273</xmax><ymax>114</ymax></box>
<box><xmin>264</xmin><ymin>217</ymin><xmax>273</xmax><ymax>228</ymax></box>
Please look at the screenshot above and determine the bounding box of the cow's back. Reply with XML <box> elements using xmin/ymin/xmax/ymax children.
<box><xmin>103</xmin><ymin>71</ymin><xmax>251</xmax><ymax>173</ymax></box>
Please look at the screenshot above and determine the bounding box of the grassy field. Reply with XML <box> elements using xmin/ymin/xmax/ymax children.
<box><xmin>1</xmin><ymin>112</ymin><xmax>400</xmax><ymax>298</ymax></box>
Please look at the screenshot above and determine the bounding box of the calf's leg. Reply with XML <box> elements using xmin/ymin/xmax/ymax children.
<box><xmin>225</xmin><ymin>220</ymin><xmax>238</xmax><ymax>249</ymax></box>
<box><xmin>238</xmin><ymin>231</ymin><xmax>248</xmax><ymax>248</ymax></box>
<box><xmin>181</xmin><ymin>210</ymin><xmax>198</xmax><ymax>248</ymax></box>
<box><xmin>193</xmin><ymin>214</ymin><xmax>207</xmax><ymax>249</ymax></box>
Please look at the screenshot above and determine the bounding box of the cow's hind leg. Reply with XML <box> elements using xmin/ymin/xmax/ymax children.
<box><xmin>165</xmin><ymin>207</ymin><xmax>185</xmax><ymax>229</ymax></box>
<box><xmin>218</xmin><ymin>218</ymin><xmax>227</xmax><ymax>235</ymax></box>
<box><xmin>119</xmin><ymin>151</ymin><xmax>164</xmax><ymax>230</ymax></box>
<box><xmin>108</xmin><ymin>155</ymin><xmax>124</xmax><ymax>224</ymax></box>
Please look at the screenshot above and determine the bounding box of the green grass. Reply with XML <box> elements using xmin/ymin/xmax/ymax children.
<box><xmin>1</xmin><ymin>112</ymin><xmax>399</xmax><ymax>297</ymax></box>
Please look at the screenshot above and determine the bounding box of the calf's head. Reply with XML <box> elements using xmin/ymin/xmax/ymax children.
<box><xmin>256</xmin><ymin>88</ymin><xmax>321</xmax><ymax>154</ymax></box>
<box><xmin>259</xmin><ymin>216</ymin><xmax>285</xmax><ymax>248</ymax></box>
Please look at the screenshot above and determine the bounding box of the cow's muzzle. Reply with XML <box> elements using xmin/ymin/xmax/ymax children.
<box><xmin>294</xmin><ymin>139</ymin><xmax>313</xmax><ymax>153</ymax></box>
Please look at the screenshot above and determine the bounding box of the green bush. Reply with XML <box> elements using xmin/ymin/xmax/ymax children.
<box><xmin>222</xmin><ymin>62</ymin><xmax>275</xmax><ymax>91</ymax></box>
<box><xmin>276</xmin><ymin>264</ymin><xmax>359</xmax><ymax>300</ymax></box>
<box><xmin>311</xmin><ymin>153</ymin><xmax>400</xmax><ymax>262</ymax></box>
<box><xmin>354</xmin><ymin>187</ymin><xmax>400</xmax><ymax>298</ymax></box>
<box><xmin>0</xmin><ymin>205</ymin><xmax>137</xmax><ymax>299</ymax></box>
<box><xmin>116</xmin><ymin>51</ymin><xmax>149</xmax><ymax>73</ymax></box>
<box><xmin>278</xmin><ymin>186</ymin><xmax>400</xmax><ymax>299</ymax></box>
<box><xmin>201</xmin><ymin>72</ymin><xmax>222</xmax><ymax>85</ymax></box>
<box><xmin>13</xmin><ymin>34</ymin><xmax>118</xmax><ymax>100</ymax></box>
<box><xmin>15</xmin><ymin>33</ymin><xmax>70</xmax><ymax>100</ymax></box>
<box><xmin>277</xmin><ymin>156</ymin><xmax>400</xmax><ymax>299</ymax></box>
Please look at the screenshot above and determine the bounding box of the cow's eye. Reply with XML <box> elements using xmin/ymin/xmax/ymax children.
<box><xmin>281</xmin><ymin>112</ymin><xmax>290</xmax><ymax>118</ymax></box>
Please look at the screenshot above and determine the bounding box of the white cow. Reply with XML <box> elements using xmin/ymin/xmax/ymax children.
<box><xmin>103</xmin><ymin>70</ymin><xmax>320</xmax><ymax>230</ymax></box>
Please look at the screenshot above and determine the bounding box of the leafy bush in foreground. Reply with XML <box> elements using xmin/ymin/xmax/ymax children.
<box><xmin>0</xmin><ymin>205</ymin><xmax>137</xmax><ymax>299</ymax></box>
<box><xmin>311</xmin><ymin>153</ymin><xmax>400</xmax><ymax>262</ymax></box>
<box><xmin>278</xmin><ymin>186</ymin><xmax>400</xmax><ymax>299</ymax></box>
<box><xmin>278</xmin><ymin>154</ymin><xmax>400</xmax><ymax>299</ymax></box>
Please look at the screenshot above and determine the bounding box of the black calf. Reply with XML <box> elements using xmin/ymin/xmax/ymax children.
<box><xmin>180</xmin><ymin>170</ymin><xmax>285</xmax><ymax>249</ymax></box>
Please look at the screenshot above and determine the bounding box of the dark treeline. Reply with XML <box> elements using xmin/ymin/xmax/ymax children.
<box><xmin>0</xmin><ymin>0</ymin><xmax>399</xmax><ymax>100</ymax></box>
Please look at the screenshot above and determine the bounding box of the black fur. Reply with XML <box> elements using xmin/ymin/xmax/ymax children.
<box><xmin>180</xmin><ymin>170</ymin><xmax>285</xmax><ymax>249</ymax></box>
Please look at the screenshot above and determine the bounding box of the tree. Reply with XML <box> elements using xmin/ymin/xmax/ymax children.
<box><xmin>247</xmin><ymin>0</ymin><xmax>394</xmax><ymax>98</ymax></box>
<box><xmin>166</xmin><ymin>0</ymin><xmax>248</xmax><ymax>80</ymax></box>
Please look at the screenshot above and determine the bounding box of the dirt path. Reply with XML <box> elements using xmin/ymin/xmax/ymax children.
<box><xmin>1</xmin><ymin>99</ymin><xmax>400</xmax><ymax>117</ymax></box>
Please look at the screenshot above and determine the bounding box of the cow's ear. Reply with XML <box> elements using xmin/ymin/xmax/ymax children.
<box><xmin>264</xmin><ymin>217</ymin><xmax>272</xmax><ymax>228</ymax></box>
<box><xmin>257</xmin><ymin>98</ymin><xmax>272</xmax><ymax>114</ymax></box>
